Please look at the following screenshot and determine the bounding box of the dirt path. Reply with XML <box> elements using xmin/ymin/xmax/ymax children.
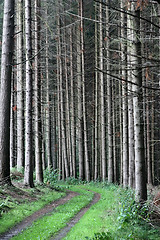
<box><xmin>0</xmin><ymin>191</ymin><xmax>78</xmax><ymax>240</ymax></box>
<box><xmin>51</xmin><ymin>192</ymin><xmax>101</xmax><ymax>240</ymax></box>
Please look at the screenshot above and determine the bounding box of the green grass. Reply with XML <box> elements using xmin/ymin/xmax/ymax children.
<box><xmin>64</xmin><ymin>183</ymin><xmax>160</xmax><ymax>240</ymax></box>
<box><xmin>1</xmin><ymin>181</ymin><xmax>160</xmax><ymax>240</ymax></box>
<box><xmin>11</xmin><ymin>186</ymin><xmax>94</xmax><ymax>240</ymax></box>
<box><xmin>0</xmin><ymin>185</ymin><xmax>64</xmax><ymax>234</ymax></box>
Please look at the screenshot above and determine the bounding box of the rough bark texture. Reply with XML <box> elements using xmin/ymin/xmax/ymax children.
<box><xmin>17</xmin><ymin>0</ymin><xmax>24</xmax><ymax>171</ymax></box>
<box><xmin>77</xmin><ymin>2</ymin><xmax>84</xmax><ymax>180</ymax></box>
<box><xmin>99</xmin><ymin>2</ymin><xmax>106</xmax><ymax>181</ymax></box>
<box><xmin>121</xmin><ymin>0</ymin><xmax>128</xmax><ymax>187</ymax></box>
<box><xmin>0</xmin><ymin>0</ymin><xmax>15</xmax><ymax>184</ymax></box>
<box><xmin>24</xmin><ymin>0</ymin><xmax>34</xmax><ymax>187</ymax></box>
<box><xmin>35</xmin><ymin>0</ymin><xmax>43</xmax><ymax>183</ymax></box>
<box><xmin>131</xmin><ymin>3</ymin><xmax>147</xmax><ymax>201</ymax></box>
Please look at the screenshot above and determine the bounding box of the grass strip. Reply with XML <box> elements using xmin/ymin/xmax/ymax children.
<box><xmin>0</xmin><ymin>186</ymin><xmax>64</xmax><ymax>234</ymax></box>
<box><xmin>64</xmin><ymin>183</ymin><xmax>160</xmax><ymax>240</ymax></box>
<box><xmin>11</xmin><ymin>187</ymin><xmax>94</xmax><ymax>240</ymax></box>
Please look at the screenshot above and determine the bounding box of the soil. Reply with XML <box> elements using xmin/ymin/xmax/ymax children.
<box><xmin>0</xmin><ymin>185</ymin><xmax>101</xmax><ymax>240</ymax></box>
<box><xmin>0</xmin><ymin>190</ymin><xmax>78</xmax><ymax>240</ymax></box>
<box><xmin>51</xmin><ymin>192</ymin><xmax>101</xmax><ymax>240</ymax></box>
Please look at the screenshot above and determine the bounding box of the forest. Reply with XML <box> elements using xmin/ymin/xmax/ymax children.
<box><xmin>0</xmin><ymin>0</ymin><xmax>160</xmax><ymax>239</ymax></box>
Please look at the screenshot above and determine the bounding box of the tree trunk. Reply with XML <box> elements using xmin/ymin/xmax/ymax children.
<box><xmin>24</xmin><ymin>0</ymin><xmax>34</xmax><ymax>187</ymax></box>
<box><xmin>77</xmin><ymin>1</ymin><xmax>84</xmax><ymax>180</ymax></box>
<box><xmin>58</xmin><ymin>14</ymin><xmax>69</xmax><ymax>178</ymax></box>
<box><xmin>0</xmin><ymin>0</ymin><xmax>15</xmax><ymax>185</ymax></box>
<box><xmin>80</xmin><ymin>0</ymin><xmax>90</xmax><ymax>181</ymax></box>
<box><xmin>121</xmin><ymin>0</ymin><xmax>128</xmax><ymax>187</ymax></box>
<box><xmin>127</xmin><ymin>8</ymin><xmax>135</xmax><ymax>188</ymax></box>
<box><xmin>17</xmin><ymin>0</ymin><xmax>24</xmax><ymax>171</ymax></box>
<box><xmin>45</xmin><ymin>7</ymin><xmax>52</xmax><ymax>170</ymax></box>
<box><xmin>99</xmin><ymin>1</ymin><xmax>106</xmax><ymax>181</ymax></box>
<box><xmin>70</xmin><ymin>26</ymin><xmax>76</xmax><ymax>178</ymax></box>
<box><xmin>94</xmin><ymin>1</ymin><xmax>99</xmax><ymax>180</ymax></box>
<box><xmin>106</xmin><ymin>2</ymin><xmax>113</xmax><ymax>183</ymax></box>
<box><xmin>130</xmin><ymin>2</ymin><xmax>147</xmax><ymax>201</ymax></box>
<box><xmin>35</xmin><ymin>0</ymin><xmax>43</xmax><ymax>183</ymax></box>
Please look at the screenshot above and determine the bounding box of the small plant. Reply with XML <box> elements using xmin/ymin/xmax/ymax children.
<box><xmin>43</xmin><ymin>168</ymin><xmax>59</xmax><ymax>185</ymax></box>
<box><xmin>0</xmin><ymin>197</ymin><xmax>14</xmax><ymax>216</ymax></box>
<box><xmin>10</xmin><ymin>167</ymin><xmax>24</xmax><ymax>181</ymax></box>
<box><xmin>85</xmin><ymin>231</ymin><xmax>113</xmax><ymax>240</ymax></box>
<box><xmin>117</xmin><ymin>189</ymin><xmax>151</xmax><ymax>229</ymax></box>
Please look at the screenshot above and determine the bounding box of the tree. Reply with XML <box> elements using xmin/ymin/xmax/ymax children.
<box><xmin>0</xmin><ymin>0</ymin><xmax>15</xmax><ymax>185</ymax></box>
<box><xmin>35</xmin><ymin>0</ymin><xmax>43</xmax><ymax>183</ymax></box>
<box><xmin>17</xmin><ymin>0</ymin><xmax>24</xmax><ymax>171</ymax></box>
<box><xmin>130</xmin><ymin>1</ymin><xmax>147</xmax><ymax>201</ymax></box>
<box><xmin>24</xmin><ymin>0</ymin><xmax>34</xmax><ymax>187</ymax></box>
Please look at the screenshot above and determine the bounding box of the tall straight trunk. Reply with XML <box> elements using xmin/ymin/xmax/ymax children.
<box><xmin>99</xmin><ymin>1</ymin><xmax>106</xmax><ymax>181</ymax></box>
<box><xmin>127</xmin><ymin>9</ymin><xmax>135</xmax><ymax>188</ymax></box>
<box><xmin>77</xmin><ymin>2</ymin><xmax>84</xmax><ymax>180</ymax></box>
<box><xmin>64</xmin><ymin>30</ymin><xmax>73</xmax><ymax>177</ymax></box>
<box><xmin>45</xmin><ymin>17</ymin><xmax>52</xmax><ymax>169</ymax></box>
<box><xmin>35</xmin><ymin>0</ymin><xmax>43</xmax><ymax>183</ymax></box>
<box><xmin>121</xmin><ymin>0</ymin><xmax>128</xmax><ymax>187</ymax></box>
<box><xmin>51</xmin><ymin>94</ymin><xmax>57</xmax><ymax>170</ymax></box>
<box><xmin>80</xmin><ymin>0</ymin><xmax>90</xmax><ymax>181</ymax></box>
<box><xmin>151</xmin><ymin>82</ymin><xmax>155</xmax><ymax>184</ymax></box>
<box><xmin>0</xmin><ymin>0</ymin><xmax>15</xmax><ymax>184</ymax></box>
<box><xmin>130</xmin><ymin>2</ymin><xmax>147</xmax><ymax>201</ymax></box>
<box><xmin>146</xmin><ymin>75</ymin><xmax>152</xmax><ymax>184</ymax></box>
<box><xmin>17</xmin><ymin>0</ymin><xmax>24</xmax><ymax>170</ymax></box>
<box><xmin>94</xmin><ymin>2</ymin><xmax>99</xmax><ymax>180</ymax></box>
<box><xmin>106</xmin><ymin>2</ymin><xmax>113</xmax><ymax>182</ymax></box>
<box><xmin>10</xmin><ymin>73</ymin><xmax>16</xmax><ymax>169</ymax></box>
<box><xmin>112</xmin><ymin>82</ymin><xmax>117</xmax><ymax>182</ymax></box>
<box><xmin>58</xmin><ymin>14</ymin><xmax>69</xmax><ymax>178</ymax></box>
<box><xmin>70</xmin><ymin>26</ymin><xmax>76</xmax><ymax>178</ymax></box>
<box><xmin>24</xmin><ymin>0</ymin><xmax>34</xmax><ymax>187</ymax></box>
<box><xmin>57</xmin><ymin>42</ymin><xmax>62</xmax><ymax>179</ymax></box>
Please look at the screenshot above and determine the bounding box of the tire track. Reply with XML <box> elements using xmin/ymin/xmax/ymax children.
<box><xmin>51</xmin><ymin>192</ymin><xmax>101</xmax><ymax>240</ymax></box>
<box><xmin>0</xmin><ymin>191</ymin><xmax>78</xmax><ymax>240</ymax></box>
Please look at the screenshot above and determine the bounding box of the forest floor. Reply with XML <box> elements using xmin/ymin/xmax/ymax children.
<box><xmin>0</xmin><ymin>182</ymin><xmax>100</xmax><ymax>240</ymax></box>
<box><xmin>0</xmin><ymin>179</ymin><xmax>160</xmax><ymax>240</ymax></box>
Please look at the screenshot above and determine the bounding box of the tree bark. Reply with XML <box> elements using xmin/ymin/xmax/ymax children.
<box><xmin>35</xmin><ymin>0</ymin><xmax>43</xmax><ymax>183</ymax></box>
<box><xmin>24</xmin><ymin>0</ymin><xmax>34</xmax><ymax>187</ymax></box>
<box><xmin>0</xmin><ymin>0</ymin><xmax>15</xmax><ymax>185</ymax></box>
<box><xmin>130</xmin><ymin>2</ymin><xmax>147</xmax><ymax>201</ymax></box>
<box><xmin>17</xmin><ymin>0</ymin><xmax>24</xmax><ymax>171</ymax></box>
<box><xmin>99</xmin><ymin>1</ymin><xmax>106</xmax><ymax>181</ymax></box>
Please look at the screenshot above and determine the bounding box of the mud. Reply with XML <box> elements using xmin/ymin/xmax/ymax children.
<box><xmin>51</xmin><ymin>192</ymin><xmax>101</xmax><ymax>240</ymax></box>
<box><xmin>0</xmin><ymin>191</ymin><xmax>78</xmax><ymax>240</ymax></box>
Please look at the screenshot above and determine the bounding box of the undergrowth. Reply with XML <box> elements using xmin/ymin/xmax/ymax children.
<box><xmin>1</xmin><ymin>170</ymin><xmax>160</xmax><ymax>240</ymax></box>
<box><xmin>12</xmin><ymin>186</ymin><xmax>94</xmax><ymax>240</ymax></box>
<box><xmin>0</xmin><ymin>185</ymin><xmax>64</xmax><ymax>234</ymax></box>
<box><xmin>64</xmin><ymin>183</ymin><xmax>160</xmax><ymax>240</ymax></box>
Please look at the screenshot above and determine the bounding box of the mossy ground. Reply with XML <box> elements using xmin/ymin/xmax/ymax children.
<box><xmin>0</xmin><ymin>181</ymin><xmax>160</xmax><ymax>240</ymax></box>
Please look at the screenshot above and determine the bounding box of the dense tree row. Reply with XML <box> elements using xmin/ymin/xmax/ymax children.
<box><xmin>0</xmin><ymin>0</ymin><xmax>160</xmax><ymax>202</ymax></box>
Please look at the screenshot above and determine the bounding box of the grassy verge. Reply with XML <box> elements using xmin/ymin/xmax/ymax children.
<box><xmin>64</xmin><ymin>182</ymin><xmax>160</xmax><ymax>240</ymax></box>
<box><xmin>0</xmin><ymin>184</ymin><xmax>65</xmax><ymax>234</ymax></box>
<box><xmin>11</xmin><ymin>186</ymin><xmax>94</xmax><ymax>240</ymax></box>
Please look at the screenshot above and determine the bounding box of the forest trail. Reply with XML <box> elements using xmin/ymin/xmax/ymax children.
<box><xmin>0</xmin><ymin>190</ymin><xmax>101</xmax><ymax>240</ymax></box>
<box><xmin>0</xmin><ymin>191</ymin><xmax>78</xmax><ymax>240</ymax></box>
<box><xmin>51</xmin><ymin>192</ymin><xmax>101</xmax><ymax>240</ymax></box>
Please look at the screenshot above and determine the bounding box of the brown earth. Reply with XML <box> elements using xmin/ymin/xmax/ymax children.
<box><xmin>0</xmin><ymin>190</ymin><xmax>78</xmax><ymax>240</ymax></box>
<box><xmin>51</xmin><ymin>191</ymin><xmax>101</xmax><ymax>240</ymax></box>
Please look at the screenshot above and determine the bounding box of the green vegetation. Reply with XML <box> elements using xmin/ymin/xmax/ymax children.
<box><xmin>64</xmin><ymin>183</ymin><xmax>160</xmax><ymax>240</ymax></box>
<box><xmin>0</xmin><ymin>185</ymin><xmax>64</xmax><ymax>234</ymax></box>
<box><xmin>12</xmin><ymin>186</ymin><xmax>93</xmax><ymax>240</ymax></box>
<box><xmin>0</xmin><ymin>178</ymin><xmax>160</xmax><ymax>240</ymax></box>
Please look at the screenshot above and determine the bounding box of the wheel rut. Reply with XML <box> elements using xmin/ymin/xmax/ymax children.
<box><xmin>0</xmin><ymin>191</ymin><xmax>78</xmax><ymax>240</ymax></box>
<box><xmin>51</xmin><ymin>192</ymin><xmax>101</xmax><ymax>240</ymax></box>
